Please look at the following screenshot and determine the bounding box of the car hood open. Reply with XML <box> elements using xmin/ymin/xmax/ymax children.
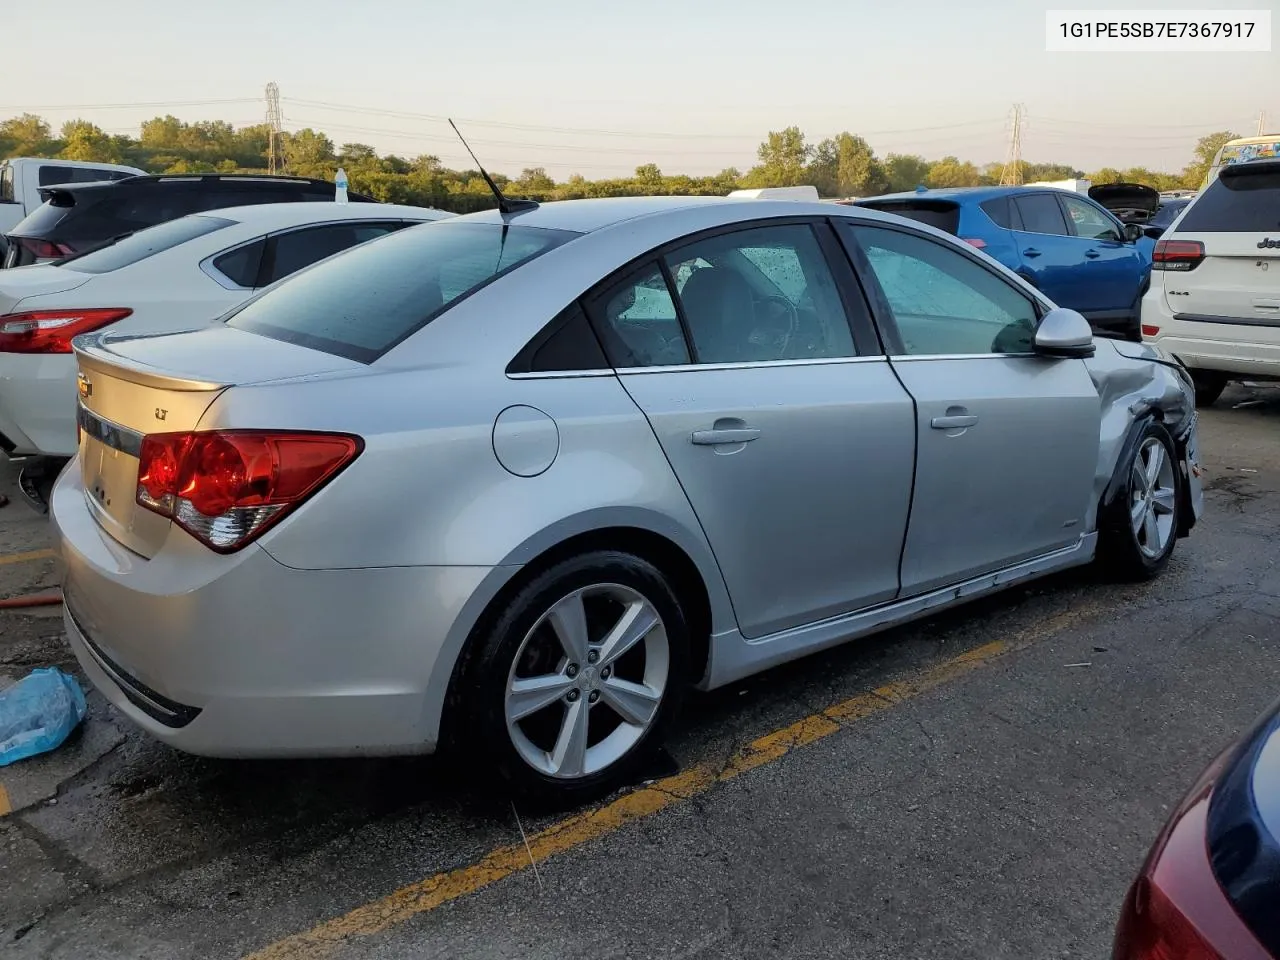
<box><xmin>1088</xmin><ymin>183</ymin><xmax>1161</xmax><ymax>221</ymax></box>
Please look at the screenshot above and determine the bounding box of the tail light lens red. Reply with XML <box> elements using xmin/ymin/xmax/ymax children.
<box><xmin>136</xmin><ymin>430</ymin><xmax>362</xmax><ymax>552</ymax></box>
<box><xmin>1113</xmin><ymin>878</ymin><xmax>1225</xmax><ymax>959</ymax></box>
<box><xmin>17</xmin><ymin>238</ymin><xmax>74</xmax><ymax>261</ymax></box>
<box><xmin>1142</xmin><ymin>325</ymin><xmax>1161</xmax><ymax>338</ymax></box>
<box><xmin>1153</xmin><ymin>240</ymin><xmax>1206</xmax><ymax>272</ymax></box>
<box><xmin>962</xmin><ymin>237</ymin><xmax>987</xmax><ymax>248</ymax></box>
<box><xmin>0</xmin><ymin>308</ymin><xmax>132</xmax><ymax>353</ymax></box>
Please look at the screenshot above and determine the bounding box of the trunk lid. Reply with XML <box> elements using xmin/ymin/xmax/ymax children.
<box><xmin>72</xmin><ymin>326</ymin><xmax>362</xmax><ymax>558</ymax></box>
<box><xmin>0</xmin><ymin>264</ymin><xmax>94</xmax><ymax>314</ymax></box>
<box><xmin>1088</xmin><ymin>182</ymin><xmax>1160</xmax><ymax>222</ymax></box>
<box><xmin>1163</xmin><ymin>162</ymin><xmax>1280</xmax><ymax>322</ymax></box>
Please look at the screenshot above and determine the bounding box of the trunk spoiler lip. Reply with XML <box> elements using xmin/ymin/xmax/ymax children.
<box><xmin>72</xmin><ymin>331</ymin><xmax>228</xmax><ymax>393</ymax></box>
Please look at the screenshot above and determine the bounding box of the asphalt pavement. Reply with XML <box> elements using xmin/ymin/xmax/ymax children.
<box><xmin>2</xmin><ymin>384</ymin><xmax>1278</xmax><ymax>960</ymax></box>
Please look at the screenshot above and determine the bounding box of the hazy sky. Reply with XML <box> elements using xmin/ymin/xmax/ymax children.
<box><xmin>6</xmin><ymin>0</ymin><xmax>1277</xmax><ymax>178</ymax></box>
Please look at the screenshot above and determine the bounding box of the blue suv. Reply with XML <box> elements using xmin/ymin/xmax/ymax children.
<box><xmin>855</xmin><ymin>186</ymin><xmax>1154</xmax><ymax>339</ymax></box>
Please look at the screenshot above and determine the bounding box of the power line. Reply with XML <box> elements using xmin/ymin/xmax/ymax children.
<box><xmin>0</xmin><ymin>97</ymin><xmax>260</xmax><ymax>111</ymax></box>
<box><xmin>281</xmin><ymin>97</ymin><xmax>1006</xmax><ymax>140</ymax></box>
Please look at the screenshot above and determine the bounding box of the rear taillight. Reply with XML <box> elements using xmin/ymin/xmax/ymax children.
<box><xmin>1153</xmin><ymin>240</ymin><xmax>1205</xmax><ymax>272</ymax></box>
<box><xmin>961</xmin><ymin>237</ymin><xmax>987</xmax><ymax>248</ymax></box>
<box><xmin>0</xmin><ymin>308</ymin><xmax>132</xmax><ymax>354</ymax></box>
<box><xmin>17</xmin><ymin>238</ymin><xmax>73</xmax><ymax>261</ymax></box>
<box><xmin>136</xmin><ymin>430</ymin><xmax>362</xmax><ymax>552</ymax></box>
<box><xmin>1142</xmin><ymin>325</ymin><xmax>1161</xmax><ymax>338</ymax></box>
<box><xmin>1113</xmin><ymin>878</ymin><xmax>1224</xmax><ymax>960</ymax></box>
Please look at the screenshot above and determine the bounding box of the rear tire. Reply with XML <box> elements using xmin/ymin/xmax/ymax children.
<box><xmin>1190</xmin><ymin>371</ymin><xmax>1228</xmax><ymax>407</ymax></box>
<box><xmin>458</xmin><ymin>550</ymin><xmax>690</xmax><ymax>808</ymax></box>
<box><xmin>1096</xmin><ymin>422</ymin><xmax>1181</xmax><ymax>582</ymax></box>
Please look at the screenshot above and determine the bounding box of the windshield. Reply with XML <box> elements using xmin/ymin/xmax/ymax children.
<box><xmin>57</xmin><ymin>214</ymin><xmax>235</xmax><ymax>274</ymax></box>
<box><xmin>225</xmin><ymin>221</ymin><xmax>579</xmax><ymax>363</ymax></box>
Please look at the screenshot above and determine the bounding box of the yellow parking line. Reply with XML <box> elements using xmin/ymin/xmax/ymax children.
<box><xmin>0</xmin><ymin>783</ymin><xmax>10</xmax><ymax>816</ymax></box>
<box><xmin>0</xmin><ymin>549</ymin><xmax>55</xmax><ymax>567</ymax></box>
<box><xmin>244</xmin><ymin>596</ymin><xmax>1106</xmax><ymax>960</ymax></box>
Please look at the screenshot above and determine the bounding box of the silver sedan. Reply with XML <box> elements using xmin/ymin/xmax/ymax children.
<box><xmin>52</xmin><ymin>196</ymin><xmax>1204</xmax><ymax>805</ymax></box>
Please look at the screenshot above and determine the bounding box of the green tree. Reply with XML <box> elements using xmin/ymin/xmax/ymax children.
<box><xmin>283</xmin><ymin>129</ymin><xmax>336</xmax><ymax>170</ymax></box>
<box><xmin>634</xmin><ymin>163</ymin><xmax>663</xmax><ymax>187</ymax></box>
<box><xmin>926</xmin><ymin>156</ymin><xmax>981</xmax><ymax>188</ymax></box>
<box><xmin>1089</xmin><ymin>167</ymin><xmax>1125</xmax><ymax>185</ymax></box>
<box><xmin>744</xmin><ymin>126</ymin><xmax>812</xmax><ymax>187</ymax></box>
<box><xmin>1182</xmin><ymin>130</ymin><xmax>1240</xmax><ymax>189</ymax></box>
<box><xmin>882</xmin><ymin>154</ymin><xmax>931</xmax><ymax>193</ymax></box>
<box><xmin>514</xmin><ymin>167</ymin><xmax>555</xmax><ymax>194</ymax></box>
<box><xmin>59</xmin><ymin>119</ymin><xmax>122</xmax><ymax>163</ymax></box>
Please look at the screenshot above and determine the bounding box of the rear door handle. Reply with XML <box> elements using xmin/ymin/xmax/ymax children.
<box><xmin>1084</xmin><ymin>250</ymin><xmax>1100</xmax><ymax>259</ymax></box>
<box><xmin>1023</xmin><ymin>248</ymin><xmax>1041</xmax><ymax>258</ymax></box>
<box><xmin>691</xmin><ymin>427</ymin><xmax>761</xmax><ymax>445</ymax></box>
<box><xmin>931</xmin><ymin>415</ymin><xmax>978</xmax><ymax>430</ymax></box>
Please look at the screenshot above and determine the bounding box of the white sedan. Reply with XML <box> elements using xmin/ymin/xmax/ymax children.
<box><xmin>0</xmin><ymin>201</ymin><xmax>452</xmax><ymax>458</ymax></box>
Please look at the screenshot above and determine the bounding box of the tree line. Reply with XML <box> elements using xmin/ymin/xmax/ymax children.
<box><xmin>0</xmin><ymin>113</ymin><xmax>1239</xmax><ymax>213</ymax></box>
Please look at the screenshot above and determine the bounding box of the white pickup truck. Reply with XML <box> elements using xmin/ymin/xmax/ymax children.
<box><xmin>0</xmin><ymin>157</ymin><xmax>145</xmax><ymax>256</ymax></box>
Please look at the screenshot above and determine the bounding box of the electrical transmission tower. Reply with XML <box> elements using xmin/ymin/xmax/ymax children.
<box><xmin>999</xmin><ymin>104</ymin><xmax>1025</xmax><ymax>186</ymax></box>
<box><xmin>265</xmin><ymin>82</ymin><xmax>284</xmax><ymax>174</ymax></box>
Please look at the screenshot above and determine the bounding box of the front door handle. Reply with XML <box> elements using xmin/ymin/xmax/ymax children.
<box><xmin>931</xmin><ymin>414</ymin><xmax>978</xmax><ymax>430</ymax></box>
<box><xmin>1084</xmin><ymin>250</ymin><xmax>1100</xmax><ymax>259</ymax></box>
<box><xmin>691</xmin><ymin>427</ymin><xmax>761</xmax><ymax>445</ymax></box>
<box><xmin>1023</xmin><ymin>248</ymin><xmax>1042</xmax><ymax>258</ymax></box>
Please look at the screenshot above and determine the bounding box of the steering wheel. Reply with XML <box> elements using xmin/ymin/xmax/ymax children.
<box><xmin>749</xmin><ymin>295</ymin><xmax>800</xmax><ymax>358</ymax></box>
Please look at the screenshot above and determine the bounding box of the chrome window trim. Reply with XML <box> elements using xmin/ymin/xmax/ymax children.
<box><xmin>888</xmin><ymin>352</ymin><xmax>1039</xmax><ymax>362</ymax></box>
<box><xmin>506</xmin><ymin>355</ymin><xmax>888</xmax><ymax>380</ymax></box>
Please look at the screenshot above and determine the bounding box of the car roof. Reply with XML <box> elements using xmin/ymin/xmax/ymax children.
<box><xmin>453</xmin><ymin>196</ymin><xmax>743</xmax><ymax>233</ymax></box>
<box><xmin>194</xmin><ymin>201</ymin><xmax>450</xmax><ymax>227</ymax></box>
<box><xmin>861</xmin><ymin>185</ymin><xmax>1064</xmax><ymax>204</ymax></box>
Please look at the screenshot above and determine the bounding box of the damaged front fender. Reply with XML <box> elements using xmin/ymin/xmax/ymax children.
<box><xmin>1083</xmin><ymin>338</ymin><xmax>1201</xmax><ymax>536</ymax></box>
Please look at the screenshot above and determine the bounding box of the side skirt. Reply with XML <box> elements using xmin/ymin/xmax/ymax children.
<box><xmin>702</xmin><ymin>534</ymin><xmax>1097</xmax><ymax>690</ymax></box>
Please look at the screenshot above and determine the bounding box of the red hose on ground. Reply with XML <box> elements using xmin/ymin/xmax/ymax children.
<box><xmin>0</xmin><ymin>591</ymin><xmax>63</xmax><ymax>609</ymax></box>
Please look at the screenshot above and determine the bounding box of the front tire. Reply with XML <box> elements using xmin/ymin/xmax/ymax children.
<box><xmin>459</xmin><ymin>550</ymin><xmax>690</xmax><ymax>806</ymax></box>
<box><xmin>1097</xmin><ymin>422</ymin><xmax>1181</xmax><ymax>582</ymax></box>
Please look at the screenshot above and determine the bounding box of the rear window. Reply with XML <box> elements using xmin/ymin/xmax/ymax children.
<box><xmin>37</xmin><ymin>166</ymin><xmax>134</xmax><ymax>187</ymax></box>
<box><xmin>59</xmin><ymin>215</ymin><xmax>235</xmax><ymax>275</ymax></box>
<box><xmin>858</xmin><ymin>200</ymin><xmax>960</xmax><ymax>234</ymax></box>
<box><xmin>1178</xmin><ymin>166</ymin><xmax>1280</xmax><ymax>233</ymax></box>
<box><xmin>225</xmin><ymin>221</ymin><xmax>579</xmax><ymax>363</ymax></box>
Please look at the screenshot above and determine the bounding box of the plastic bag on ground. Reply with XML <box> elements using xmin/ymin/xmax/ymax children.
<box><xmin>0</xmin><ymin>668</ymin><xmax>88</xmax><ymax>767</ymax></box>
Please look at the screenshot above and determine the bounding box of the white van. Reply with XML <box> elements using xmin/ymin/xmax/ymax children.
<box><xmin>0</xmin><ymin>158</ymin><xmax>145</xmax><ymax>235</ymax></box>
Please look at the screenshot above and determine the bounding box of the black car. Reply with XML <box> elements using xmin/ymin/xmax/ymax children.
<box><xmin>1</xmin><ymin>174</ymin><xmax>375</xmax><ymax>268</ymax></box>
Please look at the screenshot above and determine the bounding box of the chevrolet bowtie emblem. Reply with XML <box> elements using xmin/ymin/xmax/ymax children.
<box><xmin>77</xmin><ymin>373</ymin><xmax>92</xmax><ymax>399</ymax></box>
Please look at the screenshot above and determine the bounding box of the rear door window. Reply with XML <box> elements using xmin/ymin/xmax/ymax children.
<box><xmin>259</xmin><ymin>221</ymin><xmax>407</xmax><ymax>285</ymax></box>
<box><xmin>210</xmin><ymin>239</ymin><xmax>266</xmax><ymax>288</ymax></box>
<box><xmin>225</xmin><ymin>221</ymin><xmax>577</xmax><ymax>362</ymax></box>
<box><xmin>37</xmin><ymin>166</ymin><xmax>133</xmax><ymax>187</ymax></box>
<box><xmin>58</xmin><ymin>215</ymin><xmax>235</xmax><ymax>275</ymax></box>
<box><xmin>980</xmin><ymin>197</ymin><xmax>1017</xmax><ymax>229</ymax></box>
<box><xmin>1178</xmin><ymin>167</ymin><xmax>1280</xmax><ymax>232</ymax></box>
<box><xmin>1013</xmin><ymin>194</ymin><xmax>1070</xmax><ymax>236</ymax></box>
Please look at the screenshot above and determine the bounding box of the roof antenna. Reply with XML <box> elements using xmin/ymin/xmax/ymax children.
<box><xmin>448</xmin><ymin>119</ymin><xmax>538</xmax><ymax>215</ymax></box>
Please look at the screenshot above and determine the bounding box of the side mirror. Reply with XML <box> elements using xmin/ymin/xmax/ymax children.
<box><xmin>1143</xmin><ymin>225</ymin><xmax>1165</xmax><ymax>240</ymax></box>
<box><xmin>1035</xmin><ymin>307</ymin><xmax>1095</xmax><ymax>359</ymax></box>
<box><xmin>1123</xmin><ymin>222</ymin><xmax>1145</xmax><ymax>243</ymax></box>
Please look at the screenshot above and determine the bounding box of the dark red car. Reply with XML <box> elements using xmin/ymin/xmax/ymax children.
<box><xmin>1113</xmin><ymin>696</ymin><xmax>1280</xmax><ymax>958</ymax></box>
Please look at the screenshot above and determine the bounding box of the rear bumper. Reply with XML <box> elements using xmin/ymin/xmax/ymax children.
<box><xmin>0</xmin><ymin>354</ymin><xmax>78</xmax><ymax>456</ymax></box>
<box><xmin>1142</xmin><ymin>293</ymin><xmax>1280</xmax><ymax>377</ymax></box>
<box><xmin>52</xmin><ymin>463</ymin><xmax>502</xmax><ymax>758</ymax></box>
